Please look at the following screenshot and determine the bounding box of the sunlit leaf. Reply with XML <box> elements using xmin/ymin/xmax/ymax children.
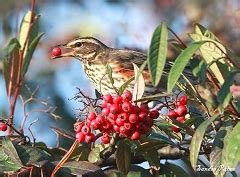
<box><xmin>222</xmin><ymin>122</ymin><xmax>240</xmax><ymax>171</ymax></box>
<box><xmin>132</xmin><ymin>63</ymin><xmax>145</xmax><ymax>103</ymax></box>
<box><xmin>2</xmin><ymin>38</ymin><xmax>21</xmax><ymax>96</ymax></box>
<box><xmin>148</xmin><ymin>22</ymin><xmax>168</xmax><ymax>86</ymax></box>
<box><xmin>19</xmin><ymin>11</ymin><xmax>39</xmax><ymax>50</ymax></box>
<box><xmin>2</xmin><ymin>137</ymin><xmax>23</xmax><ymax>167</ymax></box>
<box><xmin>189</xmin><ymin>31</ymin><xmax>229</xmax><ymax>85</ymax></box>
<box><xmin>190</xmin><ymin>114</ymin><xmax>220</xmax><ymax>168</ymax></box>
<box><xmin>21</xmin><ymin>33</ymin><xmax>44</xmax><ymax>78</ymax></box>
<box><xmin>167</xmin><ymin>41</ymin><xmax>206</xmax><ymax>92</ymax></box>
<box><xmin>116</xmin><ymin>139</ymin><xmax>131</xmax><ymax>175</ymax></box>
<box><xmin>134</xmin><ymin>93</ymin><xmax>171</xmax><ymax>102</ymax></box>
<box><xmin>0</xmin><ymin>148</ymin><xmax>22</xmax><ymax>173</ymax></box>
<box><xmin>88</xmin><ymin>147</ymin><xmax>101</xmax><ymax>163</ymax></box>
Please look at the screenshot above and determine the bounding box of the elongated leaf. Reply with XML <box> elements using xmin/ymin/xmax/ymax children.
<box><xmin>167</xmin><ymin>41</ymin><xmax>206</xmax><ymax>92</ymax></box>
<box><xmin>116</xmin><ymin>139</ymin><xmax>131</xmax><ymax>175</ymax></box>
<box><xmin>134</xmin><ymin>93</ymin><xmax>171</xmax><ymax>102</ymax></box>
<box><xmin>190</xmin><ymin>114</ymin><xmax>220</xmax><ymax>168</ymax></box>
<box><xmin>0</xmin><ymin>148</ymin><xmax>22</xmax><ymax>173</ymax></box>
<box><xmin>2</xmin><ymin>137</ymin><xmax>23</xmax><ymax>167</ymax></box>
<box><xmin>148</xmin><ymin>22</ymin><xmax>168</xmax><ymax>86</ymax></box>
<box><xmin>118</xmin><ymin>77</ymin><xmax>134</xmax><ymax>95</ymax></box>
<box><xmin>61</xmin><ymin>161</ymin><xmax>104</xmax><ymax>176</ymax></box>
<box><xmin>210</xmin><ymin>119</ymin><xmax>232</xmax><ymax>176</ymax></box>
<box><xmin>133</xmin><ymin>63</ymin><xmax>145</xmax><ymax>102</ymax></box>
<box><xmin>149</xmin><ymin>132</ymin><xmax>176</xmax><ymax>146</ymax></box>
<box><xmin>88</xmin><ymin>147</ymin><xmax>101</xmax><ymax>163</ymax></box>
<box><xmin>19</xmin><ymin>11</ymin><xmax>39</xmax><ymax>50</ymax></box>
<box><xmin>143</xmin><ymin>149</ymin><xmax>160</xmax><ymax>171</ymax></box>
<box><xmin>222</xmin><ymin>122</ymin><xmax>240</xmax><ymax>171</ymax></box>
<box><xmin>106</xmin><ymin>64</ymin><xmax>114</xmax><ymax>84</ymax></box>
<box><xmin>2</xmin><ymin>38</ymin><xmax>21</xmax><ymax>96</ymax></box>
<box><xmin>21</xmin><ymin>33</ymin><xmax>44</xmax><ymax>78</ymax></box>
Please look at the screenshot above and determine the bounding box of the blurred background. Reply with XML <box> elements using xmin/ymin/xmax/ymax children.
<box><xmin>0</xmin><ymin>0</ymin><xmax>240</xmax><ymax>147</ymax></box>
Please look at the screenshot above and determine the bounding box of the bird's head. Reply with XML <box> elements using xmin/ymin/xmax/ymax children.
<box><xmin>51</xmin><ymin>37</ymin><xmax>108</xmax><ymax>62</ymax></box>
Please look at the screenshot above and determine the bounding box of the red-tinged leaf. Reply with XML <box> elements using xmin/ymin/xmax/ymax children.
<box><xmin>2</xmin><ymin>38</ymin><xmax>21</xmax><ymax>96</ymax></box>
<box><xmin>132</xmin><ymin>63</ymin><xmax>145</xmax><ymax>104</ymax></box>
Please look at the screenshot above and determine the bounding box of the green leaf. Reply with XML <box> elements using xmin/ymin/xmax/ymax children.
<box><xmin>2</xmin><ymin>38</ymin><xmax>21</xmax><ymax>96</ymax></box>
<box><xmin>148</xmin><ymin>22</ymin><xmax>168</xmax><ymax>87</ymax></box>
<box><xmin>134</xmin><ymin>93</ymin><xmax>171</xmax><ymax>102</ymax></box>
<box><xmin>116</xmin><ymin>139</ymin><xmax>131</xmax><ymax>175</ymax></box>
<box><xmin>106</xmin><ymin>64</ymin><xmax>114</xmax><ymax>84</ymax></box>
<box><xmin>61</xmin><ymin>161</ymin><xmax>104</xmax><ymax>176</ymax></box>
<box><xmin>21</xmin><ymin>33</ymin><xmax>44</xmax><ymax>78</ymax></box>
<box><xmin>19</xmin><ymin>11</ymin><xmax>39</xmax><ymax>49</ymax></box>
<box><xmin>223</xmin><ymin>122</ymin><xmax>240</xmax><ymax>170</ymax></box>
<box><xmin>2</xmin><ymin>137</ymin><xmax>23</xmax><ymax>167</ymax></box>
<box><xmin>190</xmin><ymin>114</ymin><xmax>220</xmax><ymax>168</ymax></box>
<box><xmin>159</xmin><ymin>161</ymin><xmax>189</xmax><ymax>177</ymax></box>
<box><xmin>148</xmin><ymin>132</ymin><xmax>176</xmax><ymax>146</ymax></box>
<box><xmin>15</xmin><ymin>144</ymin><xmax>51</xmax><ymax>167</ymax></box>
<box><xmin>118</xmin><ymin>77</ymin><xmax>134</xmax><ymax>95</ymax></box>
<box><xmin>88</xmin><ymin>147</ymin><xmax>101</xmax><ymax>163</ymax></box>
<box><xmin>0</xmin><ymin>148</ymin><xmax>22</xmax><ymax>173</ymax></box>
<box><xmin>167</xmin><ymin>41</ymin><xmax>206</xmax><ymax>92</ymax></box>
<box><xmin>210</xmin><ymin>119</ymin><xmax>232</xmax><ymax>177</ymax></box>
<box><xmin>217</xmin><ymin>71</ymin><xmax>239</xmax><ymax>109</ymax></box>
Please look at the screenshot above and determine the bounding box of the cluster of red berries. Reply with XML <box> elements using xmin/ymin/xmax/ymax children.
<box><xmin>74</xmin><ymin>90</ymin><xmax>159</xmax><ymax>144</ymax></box>
<box><xmin>0</xmin><ymin>123</ymin><xmax>7</xmax><ymax>132</ymax></box>
<box><xmin>167</xmin><ymin>95</ymin><xmax>188</xmax><ymax>133</ymax></box>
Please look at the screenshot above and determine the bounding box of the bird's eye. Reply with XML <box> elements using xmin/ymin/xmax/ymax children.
<box><xmin>75</xmin><ymin>42</ymin><xmax>82</xmax><ymax>47</ymax></box>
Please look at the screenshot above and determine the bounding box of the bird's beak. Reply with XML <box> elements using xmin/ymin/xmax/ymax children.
<box><xmin>51</xmin><ymin>44</ymin><xmax>75</xmax><ymax>59</ymax></box>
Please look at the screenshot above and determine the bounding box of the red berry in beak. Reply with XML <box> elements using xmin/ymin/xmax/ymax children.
<box><xmin>52</xmin><ymin>47</ymin><xmax>62</xmax><ymax>56</ymax></box>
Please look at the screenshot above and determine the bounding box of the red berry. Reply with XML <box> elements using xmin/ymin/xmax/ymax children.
<box><xmin>168</xmin><ymin>110</ymin><xmax>178</xmax><ymax>119</ymax></box>
<box><xmin>113</xmin><ymin>96</ymin><xmax>123</xmax><ymax>104</ymax></box>
<box><xmin>118</xmin><ymin>112</ymin><xmax>129</xmax><ymax>122</ymax></box>
<box><xmin>119</xmin><ymin>126</ymin><xmax>130</xmax><ymax>137</ymax></box>
<box><xmin>129</xmin><ymin>114</ymin><xmax>138</xmax><ymax>123</ymax></box>
<box><xmin>122</xmin><ymin>101</ymin><xmax>133</xmax><ymax>113</ymax></box>
<box><xmin>87</xmin><ymin>112</ymin><xmax>96</xmax><ymax>120</ymax></box>
<box><xmin>101</xmin><ymin>100</ymin><xmax>108</xmax><ymax>108</ymax></box>
<box><xmin>121</xmin><ymin>90</ymin><xmax>132</xmax><ymax>101</ymax></box>
<box><xmin>102</xmin><ymin>107</ymin><xmax>110</xmax><ymax>116</ymax></box>
<box><xmin>113</xmin><ymin>124</ymin><xmax>120</xmax><ymax>132</ymax></box>
<box><xmin>101</xmin><ymin>134</ymin><xmax>110</xmax><ymax>144</ymax></box>
<box><xmin>139</xmin><ymin>112</ymin><xmax>147</xmax><ymax>121</ymax></box>
<box><xmin>76</xmin><ymin>132</ymin><xmax>85</xmax><ymax>143</ymax></box>
<box><xmin>132</xmin><ymin>105</ymin><xmax>140</xmax><ymax>113</ymax></box>
<box><xmin>176</xmin><ymin>116</ymin><xmax>185</xmax><ymax>123</ymax></box>
<box><xmin>131</xmin><ymin>131</ymin><xmax>141</xmax><ymax>140</ymax></box>
<box><xmin>140</xmin><ymin>104</ymin><xmax>149</xmax><ymax>114</ymax></box>
<box><xmin>124</xmin><ymin>122</ymin><xmax>132</xmax><ymax>130</ymax></box>
<box><xmin>149</xmin><ymin>110</ymin><xmax>159</xmax><ymax>119</ymax></box>
<box><xmin>86</xmin><ymin>118</ymin><xmax>91</xmax><ymax>126</ymax></box>
<box><xmin>81</xmin><ymin>125</ymin><xmax>91</xmax><ymax>134</ymax></box>
<box><xmin>103</xmin><ymin>94</ymin><xmax>113</xmax><ymax>103</ymax></box>
<box><xmin>108</xmin><ymin>113</ymin><xmax>117</xmax><ymax>120</ymax></box>
<box><xmin>102</xmin><ymin>121</ymin><xmax>112</xmax><ymax>131</ymax></box>
<box><xmin>172</xmin><ymin>125</ymin><xmax>180</xmax><ymax>133</ymax></box>
<box><xmin>110</xmin><ymin>104</ymin><xmax>121</xmax><ymax>114</ymax></box>
<box><xmin>90</xmin><ymin>119</ymin><xmax>99</xmax><ymax>130</ymax></box>
<box><xmin>178</xmin><ymin>95</ymin><xmax>188</xmax><ymax>106</ymax></box>
<box><xmin>96</xmin><ymin>115</ymin><xmax>105</xmax><ymax>124</ymax></box>
<box><xmin>175</xmin><ymin>105</ymin><xmax>187</xmax><ymax>116</ymax></box>
<box><xmin>74</xmin><ymin>123</ymin><xmax>84</xmax><ymax>133</ymax></box>
<box><xmin>115</xmin><ymin>117</ymin><xmax>124</xmax><ymax>126</ymax></box>
<box><xmin>85</xmin><ymin>133</ymin><xmax>95</xmax><ymax>143</ymax></box>
<box><xmin>52</xmin><ymin>47</ymin><xmax>61</xmax><ymax>56</ymax></box>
